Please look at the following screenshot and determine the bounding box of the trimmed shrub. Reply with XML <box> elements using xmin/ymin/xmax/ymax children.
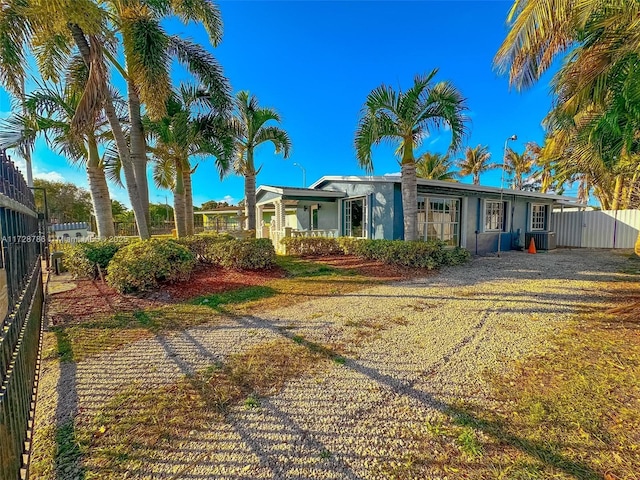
<box><xmin>59</xmin><ymin>240</ymin><xmax>127</xmax><ymax>279</ymax></box>
<box><xmin>284</xmin><ymin>236</ymin><xmax>470</xmax><ymax>270</ymax></box>
<box><xmin>280</xmin><ymin>237</ymin><xmax>343</xmax><ymax>257</ymax></box>
<box><xmin>106</xmin><ymin>239</ymin><xmax>195</xmax><ymax>293</ymax></box>
<box><xmin>177</xmin><ymin>233</ymin><xmax>234</xmax><ymax>264</ymax></box>
<box><xmin>206</xmin><ymin>238</ymin><xmax>275</xmax><ymax>270</ymax></box>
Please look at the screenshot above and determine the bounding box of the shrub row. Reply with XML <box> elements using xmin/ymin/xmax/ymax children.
<box><xmin>281</xmin><ymin>236</ymin><xmax>470</xmax><ymax>269</ymax></box>
<box><xmin>62</xmin><ymin>234</ymin><xmax>276</xmax><ymax>293</ymax></box>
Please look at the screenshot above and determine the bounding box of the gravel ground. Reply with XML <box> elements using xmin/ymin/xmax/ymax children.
<box><xmin>33</xmin><ymin>249</ymin><xmax>633</xmax><ymax>479</ymax></box>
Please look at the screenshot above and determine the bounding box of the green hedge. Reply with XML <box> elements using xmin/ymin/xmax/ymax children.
<box><xmin>206</xmin><ymin>238</ymin><xmax>275</xmax><ymax>270</ymax></box>
<box><xmin>106</xmin><ymin>239</ymin><xmax>196</xmax><ymax>293</ymax></box>
<box><xmin>281</xmin><ymin>236</ymin><xmax>470</xmax><ymax>269</ymax></box>
<box><xmin>59</xmin><ymin>240</ymin><xmax>128</xmax><ymax>279</ymax></box>
<box><xmin>177</xmin><ymin>234</ymin><xmax>275</xmax><ymax>270</ymax></box>
<box><xmin>280</xmin><ymin>237</ymin><xmax>343</xmax><ymax>256</ymax></box>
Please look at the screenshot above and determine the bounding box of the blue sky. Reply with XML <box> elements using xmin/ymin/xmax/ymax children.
<box><xmin>0</xmin><ymin>0</ymin><xmax>567</xmax><ymax>209</ymax></box>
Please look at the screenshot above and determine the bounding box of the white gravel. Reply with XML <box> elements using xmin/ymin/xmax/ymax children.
<box><xmin>33</xmin><ymin>249</ymin><xmax>633</xmax><ymax>479</ymax></box>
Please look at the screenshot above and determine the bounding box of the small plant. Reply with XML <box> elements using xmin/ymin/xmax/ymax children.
<box><xmin>456</xmin><ymin>428</ymin><xmax>483</xmax><ymax>458</ymax></box>
<box><xmin>106</xmin><ymin>239</ymin><xmax>195</xmax><ymax>293</ymax></box>
<box><xmin>281</xmin><ymin>237</ymin><xmax>343</xmax><ymax>256</ymax></box>
<box><xmin>205</xmin><ymin>237</ymin><xmax>276</xmax><ymax>270</ymax></box>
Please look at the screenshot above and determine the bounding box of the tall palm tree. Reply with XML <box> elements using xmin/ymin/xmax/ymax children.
<box><xmin>0</xmin><ymin>79</ymin><xmax>117</xmax><ymax>237</ymax></box>
<box><xmin>233</xmin><ymin>91</ymin><xmax>291</xmax><ymax>232</ymax></box>
<box><xmin>0</xmin><ymin>0</ymin><xmax>230</xmax><ymax>239</ymax></box>
<box><xmin>415</xmin><ymin>153</ymin><xmax>458</xmax><ymax>181</ymax></box>
<box><xmin>355</xmin><ymin>70</ymin><xmax>468</xmax><ymax>241</ymax></box>
<box><xmin>494</xmin><ymin>0</ymin><xmax>640</xmax><ymax>254</ymax></box>
<box><xmin>146</xmin><ymin>86</ymin><xmax>234</xmax><ymax>238</ymax></box>
<box><xmin>456</xmin><ymin>144</ymin><xmax>495</xmax><ymax>184</ymax></box>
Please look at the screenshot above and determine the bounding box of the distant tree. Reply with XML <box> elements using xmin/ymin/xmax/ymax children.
<box><xmin>456</xmin><ymin>145</ymin><xmax>496</xmax><ymax>185</ymax></box>
<box><xmin>201</xmin><ymin>200</ymin><xmax>230</xmax><ymax>210</ymax></box>
<box><xmin>35</xmin><ymin>179</ymin><xmax>92</xmax><ymax>223</ymax></box>
<box><xmin>149</xmin><ymin>203</ymin><xmax>173</xmax><ymax>224</ymax></box>
<box><xmin>415</xmin><ymin>153</ymin><xmax>458</xmax><ymax>181</ymax></box>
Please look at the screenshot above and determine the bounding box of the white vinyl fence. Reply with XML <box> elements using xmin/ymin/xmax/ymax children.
<box><xmin>554</xmin><ymin>209</ymin><xmax>640</xmax><ymax>248</ymax></box>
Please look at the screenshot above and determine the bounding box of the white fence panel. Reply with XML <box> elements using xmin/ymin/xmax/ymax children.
<box><xmin>553</xmin><ymin>211</ymin><xmax>583</xmax><ymax>247</ymax></box>
<box><xmin>554</xmin><ymin>209</ymin><xmax>640</xmax><ymax>248</ymax></box>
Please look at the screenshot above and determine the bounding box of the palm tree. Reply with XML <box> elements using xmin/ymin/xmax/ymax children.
<box><xmin>146</xmin><ymin>86</ymin><xmax>234</xmax><ymax>238</ymax></box>
<box><xmin>415</xmin><ymin>153</ymin><xmax>458</xmax><ymax>181</ymax></box>
<box><xmin>494</xmin><ymin>0</ymin><xmax>640</xmax><ymax>254</ymax></box>
<box><xmin>0</xmin><ymin>0</ymin><xmax>230</xmax><ymax>239</ymax></box>
<box><xmin>504</xmin><ymin>147</ymin><xmax>537</xmax><ymax>190</ymax></box>
<box><xmin>456</xmin><ymin>145</ymin><xmax>496</xmax><ymax>184</ymax></box>
<box><xmin>355</xmin><ymin>70</ymin><xmax>468</xmax><ymax>241</ymax></box>
<box><xmin>0</xmin><ymin>79</ymin><xmax>116</xmax><ymax>238</ymax></box>
<box><xmin>233</xmin><ymin>91</ymin><xmax>291</xmax><ymax>232</ymax></box>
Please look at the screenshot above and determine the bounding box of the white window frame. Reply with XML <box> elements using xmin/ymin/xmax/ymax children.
<box><xmin>344</xmin><ymin>196</ymin><xmax>367</xmax><ymax>238</ymax></box>
<box><xmin>418</xmin><ymin>196</ymin><xmax>461</xmax><ymax>246</ymax></box>
<box><xmin>310</xmin><ymin>204</ymin><xmax>319</xmax><ymax>230</ymax></box>
<box><xmin>530</xmin><ymin>204</ymin><xmax>547</xmax><ymax>231</ymax></box>
<box><xmin>484</xmin><ymin>200</ymin><xmax>508</xmax><ymax>232</ymax></box>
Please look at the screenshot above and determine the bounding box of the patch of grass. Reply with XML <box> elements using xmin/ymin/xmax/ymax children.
<box><xmin>50</xmin><ymin>303</ymin><xmax>223</xmax><ymax>361</ymax></box>
<box><xmin>619</xmin><ymin>253</ymin><xmax>640</xmax><ymax>275</ymax></box>
<box><xmin>191</xmin><ymin>285</ymin><xmax>277</xmax><ymax>311</ymax></box>
<box><xmin>275</xmin><ymin>255</ymin><xmax>355</xmax><ymax>277</ymax></box>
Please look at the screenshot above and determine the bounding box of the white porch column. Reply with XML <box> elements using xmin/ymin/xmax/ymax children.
<box><xmin>275</xmin><ymin>200</ymin><xmax>286</xmax><ymax>232</ymax></box>
<box><xmin>256</xmin><ymin>204</ymin><xmax>264</xmax><ymax>238</ymax></box>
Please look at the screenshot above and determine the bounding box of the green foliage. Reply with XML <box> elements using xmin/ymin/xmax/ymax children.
<box><xmin>206</xmin><ymin>238</ymin><xmax>275</xmax><ymax>270</ymax></box>
<box><xmin>284</xmin><ymin>237</ymin><xmax>470</xmax><ymax>269</ymax></box>
<box><xmin>34</xmin><ymin>178</ymin><xmax>92</xmax><ymax>222</ymax></box>
<box><xmin>200</xmin><ymin>200</ymin><xmax>230</xmax><ymax>210</ymax></box>
<box><xmin>177</xmin><ymin>234</ymin><xmax>275</xmax><ymax>270</ymax></box>
<box><xmin>280</xmin><ymin>237</ymin><xmax>343</xmax><ymax>256</ymax></box>
<box><xmin>176</xmin><ymin>233</ymin><xmax>234</xmax><ymax>263</ymax></box>
<box><xmin>59</xmin><ymin>240</ymin><xmax>127</xmax><ymax>279</ymax></box>
<box><xmin>106</xmin><ymin>239</ymin><xmax>195</xmax><ymax>293</ymax></box>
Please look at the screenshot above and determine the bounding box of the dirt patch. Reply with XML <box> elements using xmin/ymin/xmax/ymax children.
<box><xmin>47</xmin><ymin>256</ymin><xmax>426</xmax><ymax>325</ymax></box>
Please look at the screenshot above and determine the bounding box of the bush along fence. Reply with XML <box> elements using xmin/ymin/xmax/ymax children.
<box><xmin>0</xmin><ymin>150</ymin><xmax>45</xmax><ymax>480</ymax></box>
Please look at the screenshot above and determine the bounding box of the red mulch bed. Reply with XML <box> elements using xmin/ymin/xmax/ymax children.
<box><xmin>48</xmin><ymin>255</ymin><xmax>428</xmax><ymax>324</ymax></box>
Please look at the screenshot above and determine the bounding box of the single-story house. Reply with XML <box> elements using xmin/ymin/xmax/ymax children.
<box><xmin>255</xmin><ymin>175</ymin><xmax>583</xmax><ymax>254</ymax></box>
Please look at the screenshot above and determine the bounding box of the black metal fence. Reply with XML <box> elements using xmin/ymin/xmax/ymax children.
<box><xmin>0</xmin><ymin>150</ymin><xmax>44</xmax><ymax>480</ymax></box>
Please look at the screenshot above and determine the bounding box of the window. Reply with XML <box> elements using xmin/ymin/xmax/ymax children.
<box><xmin>344</xmin><ymin>198</ymin><xmax>365</xmax><ymax>237</ymax></box>
<box><xmin>310</xmin><ymin>205</ymin><xmax>319</xmax><ymax>230</ymax></box>
<box><xmin>484</xmin><ymin>201</ymin><xmax>505</xmax><ymax>232</ymax></box>
<box><xmin>418</xmin><ymin>197</ymin><xmax>460</xmax><ymax>246</ymax></box>
<box><xmin>531</xmin><ymin>204</ymin><xmax>547</xmax><ymax>230</ymax></box>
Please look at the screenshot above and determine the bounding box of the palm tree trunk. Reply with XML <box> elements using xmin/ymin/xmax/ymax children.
<box><xmin>127</xmin><ymin>79</ymin><xmax>150</xmax><ymax>227</ymax></box>
<box><xmin>173</xmin><ymin>162</ymin><xmax>187</xmax><ymax>238</ymax></box>
<box><xmin>612</xmin><ymin>174</ymin><xmax>623</xmax><ymax>210</ymax></box>
<box><xmin>68</xmin><ymin>25</ymin><xmax>150</xmax><ymax>239</ymax></box>
<box><xmin>401</xmin><ymin>141</ymin><xmax>418</xmax><ymax>241</ymax></box>
<box><xmin>473</xmin><ymin>172</ymin><xmax>480</xmax><ymax>185</ymax></box>
<box><xmin>244</xmin><ymin>150</ymin><xmax>257</xmax><ymax>233</ymax></box>
<box><xmin>183</xmin><ymin>166</ymin><xmax>195</xmax><ymax>236</ymax></box>
<box><xmin>87</xmin><ymin>135</ymin><xmax>115</xmax><ymax>238</ymax></box>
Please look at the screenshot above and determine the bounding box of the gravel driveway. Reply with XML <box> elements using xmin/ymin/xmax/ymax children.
<box><xmin>34</xmin><ymin>249</ymin><xmax>632</xmax><ymax>479</ymax></box>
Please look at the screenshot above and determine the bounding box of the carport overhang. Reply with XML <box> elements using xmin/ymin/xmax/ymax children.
<box><xmin>256</xmin><ymin>185</ymin><xmax>345</xmax><ymax>206</ymax></box>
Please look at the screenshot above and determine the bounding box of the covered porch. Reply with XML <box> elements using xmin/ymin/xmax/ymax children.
<box><xmin>255</xmin><ymin>186</ymin><xmax>345</xmax><ymax>252</ymax></box>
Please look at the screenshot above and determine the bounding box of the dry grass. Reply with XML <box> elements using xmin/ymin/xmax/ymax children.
<box><xmin>55</xmin><ymin>339</ymin><xmax>331</xmax><ymax>478</ymax></box>
<box><xmin>374</xmin><ymin>300</ymin><xmax>640</xmax><ymax>479</ymax></box>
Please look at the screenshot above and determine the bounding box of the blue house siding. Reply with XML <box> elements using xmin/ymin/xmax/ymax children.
<box><xmin>258</xmin><ymin>176</ymin><xmax>576</xmax><ymax>255</ymax></box>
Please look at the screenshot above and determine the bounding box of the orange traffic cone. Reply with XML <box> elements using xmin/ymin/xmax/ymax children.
<box><xmin>528</xmin><ymin>237</ymin><xmax>537</xmax><ymax>254</ymax></box>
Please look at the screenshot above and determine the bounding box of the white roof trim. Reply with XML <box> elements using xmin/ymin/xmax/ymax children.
<box><xmin>309</xmin><ymin>175</ymin><xmax>581</xmax><ymax>203</ymax></box>
<box><xmin>256</xmin><ymin>185</ymin><xmax>345</xmax><ymax>198</ymax></box>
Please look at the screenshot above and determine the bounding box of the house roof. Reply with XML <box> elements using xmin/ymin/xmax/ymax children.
<box><xmin>309</xmin><ymin>175</ymin><xmax>585</xmax><ymax>207</ymax></box>
<box><xmin>256</xmin><ymin>185</ymin><xmax>346</xmax><ymax>205</ymax></box>
<box><xmin>49</xmin><ymin>222</ymin><xmax>89</xmax><ymax>232</ymax></box>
